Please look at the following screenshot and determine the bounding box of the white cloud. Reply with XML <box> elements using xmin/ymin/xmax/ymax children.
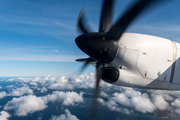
<box><xmin>48</xmin><ymin>83</ymin><xmax>74</xmax><ymax>90</ymax></box>
<box><xmin>43</xmin><ymin>91</ymin><xmax>84</xmax><ymax>106</ymax></box>
<box><xmin>0</xmin><ymin>55</ymin><xmax>84</xmax><ymax>62</ymax></box>
<box><xmin>100</xmin><ymin>91</ymin><xmax>109</xmax><ymax>98</ymax></box>
<box><xmin>38</xmin><ymin>74</ymin><xmax>95</xmax><ymax>90</ymax></box>
<box><xmin>7</xmin><ymin>77</ymin><xmax>33</xmax><ymax>83</ymax></box>
<box><xmin>106</xmin><ymin>99</ymin><xmax>121</xmax><ymax>112</ymax></box>
<box><xmin>0</xmin><ymin>92</ymin><xmax>7</xmax><ymax>99</ymax></box>
<box><xmin>50</xmin><ymin>109</ymin><xmax>79</xmax><ymax>120</ymax></box>
<box><xmin>174</xmin><ymin>109</ymin><xmax>180</xmax><ymax>115</ymax></box>
<box><xmin>0</xmin><ymin>86</ymin><xmax>2</xmax><ymax>89</ymax></box>
<box><xmin>98</xmin><ymin>98</ymin><xmax>132</xmax><ymax>114</ymax></box>
<box><xmin>4</xmin><ymin>91</ymin><xmax>84</xmax><ymax>116</ymax></box>
<box><xmin>152</xmin><ymin>95</ymin><xmax>169</xmax><ymax>110</ymax></box>
<box><xmin>123</xmin><ymin>89</ymin><xmax>141</xmax><ymax>98</ymax></box>
<box><xmin>41</xmin><ymin>87</ymin><xmax>48</xmax><ymax>93</ymax></box>
<box><xmin>3</xmin><ymin>74</ymin><xmax>180</xmax><ymax>116</ymax></box>
<box><xmin>98</xmin><ymin>98</ymin><xmax>105</xmax><ymax>105</ymax></box>
<box><xmin>8</xmin><ymin>87</ymin><xmax>33</xmax><ymax>96</ymax></box>
<box><xmin>29</xmin><ymin>82</ymin><xmax>38</xmax><ymax>86</ymax></box>
<box><xmin>170</xmin><ymin>91</ymin><xmax>180</xmax><ymax>98</ymax></box>
<box><xmin>52</xmin><ymin>50</ymin><xmax>59</xmax><ymax>52</ymax></box>
<box><xmin>6</xmin><ymin>74</ymin><xmax>95</xmax><ymax>91</ymax></box>
<box><xmin>131</xmin><ymin>93</ymin><xmax>155</xmax><ymax>113</ymax></box>
<box><xmin>113</xmin><ymin>91</ymin><xmax>155</xmax><ymax>113</ymax></box>
<box><xmin>4</xmin><ymin>95</ymin><xmax>47</xmax><ymax>116</ymax></box>
<box><xmin>148</xmin><ymin>90</ymin><xmax>174</xmax><ymax>101</ymax></box>
<box><xmin>6</xmin><ymin>85</ymin><xmax>14</xmax><ymax>88</ymax></box>
<box><xmin>171</xmin><ymin>99</ymin><xmax>180</xmax><ymax>115</ymax></box>
<box><xmin>99</xmin><ymin>89</ymin><xmax>156</xmax><ymax>114</ymax></box>
<box><xmin>0</xmin><ymin>87</ymin><xmax>33</xmax><ymax>99</ymax></box>
<box><xmin>0</xmin><ymin>111</ymin><xmax>11</xmax><ymax>120</ymax></box>
<box><xmin>112</xmin><ymin>93</ymin><xmax>131</xmax><ymax>107</ymax></box>
<box><xmin>162</xmin><ymin>94</ymin><xmax>174</xmax><ymax>101</ymax></box>
<box><xmin>171</xmin><ymin>99</ymin><xmax>180</xmax><ymax>108</ymax></box>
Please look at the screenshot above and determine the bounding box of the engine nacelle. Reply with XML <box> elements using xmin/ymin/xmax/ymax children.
<box><xmin>101</xmin><ymin>67</ymin><xmax>119</xmax><ymax>83</ymax></box>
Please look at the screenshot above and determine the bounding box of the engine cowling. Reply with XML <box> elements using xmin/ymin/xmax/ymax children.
<box><xmin>101</xmin><ymin>67</ymin><xmax>119</xmax><ymax>83</ymax></box>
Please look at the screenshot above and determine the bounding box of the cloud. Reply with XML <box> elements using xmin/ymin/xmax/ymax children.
<box><xmin>48</xmin><ymin>83</ymin><xmax>74</xmax><ymax>90</ymax></box>
<box><xmin>0</xmin><ymin>92</ymin><xmax>7</xmax><ymax>99</ymax></box>
<box><xmin>98</xmin><ymin>98</ymin><xmax>132</xmax><ymax>114</ymax></box>
<box><xmin>171</xmin><ymin>98</ymin><xmax>180</xmax><ymax>115</ymax></box>
<box><xmin>48</xmin><ymin>74</ymin><xmax>95</xmax><ymax>90</ymax></box>
<box><xmin>98</xmin><ymin>88</ymin><xmax>180</xmax><ymax>115</ymax></box>
<box><xmin>171</xmin><ymin>99</ymin><xmax>180</xmax><ymax>108</ymax></box>
<box><xmin>6</xmin><ymin>74</ymin><xmax>94</xmax><ymax>90</ymax></box>
<box><xmin>6</xmin><ymin>85</ymin><xmax>14</xmax><ymax>88</ymax></box>
<box><xmin>100</xmin><ymin>91</ymin><xmax>109</xmax><ymax>98</ymax></box>
<box><xmin>114</xmin><ymin>89</ymin><xmax>155</xmax><ymax>113</ymax></box>
<box><xmin>8</xmin><ymin>87</ymin><xmax>33</xmax><ymax>96</ymax></box>
<box><xmin>99</xmin><ymin>89</ymin><xmax>156</xmax><ymax>114</ymax></box>
<box><xmin>3</xmin><ymin>74</ymin><xmax>180</xmax><ymax>117</ymax></box>
<box><xmin>4</xmin><ymin>74</ymin><xmax>98</xmax><ymax>91</ymax></box>
<box><xmin>4</xmin><ymin>73</ymin><xmax>125</xmax><ymax>92</ymax></box>
<box><xmin>0</xmin><ymin>55</ymin><xmax>84</xmax><ymax>62</ymax></box>
<box><xmin>52</xmin><ymin>50</ymin><xmax>59</xmax><ymax>52</ymax></box>
<box><xmin>50</xmin><ymin>109</ymin><xmax>79</xmax><ymax>120</ymax></box>
<box><xmin>29</xmin><ymin>82</ymin><xmax>38</xmax><ymax>86</ymax></box>
<box><xmin>0</xmin><ymin>111</ymin><xmax>11</xmax><ymax>120</ymax></box>
<box><xmin>4</xmin><ymin>95</ymin><xmax>47</xmax><ymax>116</ymax></box>
<box><xmin>152</xmin><ymin>95</ymin><xmax>169</xmax><ymax>110</ymax></box>
<box><xmin>122</xmin><ymin>89</ymin><xmax>141</xmax><ymax>98</ymax></box>
<box><xmin>4</xmin><ymin>91</ymin><xmax>84</xmax><ymax>116</ymax></box>
<box><xmin>41</xmin><ymin>87</ymin><xmax>48</xmax><ymax>93</ymax></box>
<box><xmin>148</xmin><ymin>90</ymin><xmax>174</xmax><ymax>101</ymax></box>
<box><xmin>0</xmin><ymin>87</ymin><xmax>33</xmax><ymax>99</ymax></box>
<box><xmin>7</xmin><ymin>77</ymin><xmax>34</xmax><ymax>82</ymax></box>
<box><xmin>43</xmin><ymin>91</ymin><xmax>84</xmax><ymax>106</ymax></box>
<box><xmin>130</xmin><ymin>93</ymin><xmax>155</xmax><ymax>113</ymax></box>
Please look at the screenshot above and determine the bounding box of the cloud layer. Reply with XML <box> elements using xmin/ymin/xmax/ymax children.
<box><xmin>1</xmin><ymin>73</ymin><xmax>180</xmax><ymax>119</ymax></box>
<box><xmin>3</xmin><ymin>91</ymin><xmax>83</xmax><ymax>117</ymax></box>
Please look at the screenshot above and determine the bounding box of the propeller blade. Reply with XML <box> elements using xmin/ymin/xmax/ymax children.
<box><xmin>107</xmin><ymin>0</ymin><xmax>156</xmax><ymax>40</ymax></box>
<box><xmin>90</xmin><ymin>61</ymin><xmax>103</xmax><ymax>120</ymax></box>
<box><xmin>77</xmin><ymin>57</ymin><xmax>95</xmax><ymax>74</ymax></box>
<box><xmin>77</xmin><ymin>8</ymin><xmax>91</xmax><ymax>34</ymax></box>
<box><xmin>99</xmin><ymin>0</ymin><xmax>114</xmax><ymax>33</ymax></box>
<box><xmin>95</xmin><ymin>61</ymin><xmax>103</xmax><ymax>98</ymax></box>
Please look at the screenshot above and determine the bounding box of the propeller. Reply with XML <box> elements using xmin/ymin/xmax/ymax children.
<box><xmin>99</xmin><ymin>0</ymin><xmax>114</xmax><ymax>33</ymax></box>
<box><xmin>77</xmin><ymin>8</ymin><xmax>92</xmax><ymax>34</ymax></box>
<box><xmin>76</xmin><ymin>57</ymin><xmax>95</xmax><ymax>75</ymax></box>
<box><xmin>107</xmin><ymin>0</ymin><xmax>157</xmax><ymax>40</ymax></box>
<box><xmin>75</xmin><ymin>0</ymin><xmax>157</xmax><ymax>119</ymax></box>
<box><xmin>90</xmin><ymin>61</ymin><xmax>103</xmax><ymax>120</ymax></box>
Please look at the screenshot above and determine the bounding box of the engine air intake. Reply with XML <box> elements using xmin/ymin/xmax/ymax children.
<box><xmin>101</xmin><ymin>67</ymin><xmax>119</xmax><ymax>83</ymax></box>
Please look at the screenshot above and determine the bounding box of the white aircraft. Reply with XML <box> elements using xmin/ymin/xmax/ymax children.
<box><xmin>75</xmin><ymin>0</ymin><xmax>177</xmax><ymax>118</ymax></box>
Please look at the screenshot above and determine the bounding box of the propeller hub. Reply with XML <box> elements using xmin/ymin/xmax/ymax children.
<box><xmin>75</xmin><ymin>33</ymin><xmax>118</xmax><ymax>63</ymax></box>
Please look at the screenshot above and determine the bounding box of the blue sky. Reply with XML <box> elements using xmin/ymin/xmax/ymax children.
<box><xmin>1</xmin><ymin>0</ymin><xmax>180</xmax><ymax>77</ymax></box>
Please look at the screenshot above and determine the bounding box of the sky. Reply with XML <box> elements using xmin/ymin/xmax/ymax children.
<box><xmin>1</xmin><ymin>0</ymin><xmax>180</xmax><ymax>77</ymax></box>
